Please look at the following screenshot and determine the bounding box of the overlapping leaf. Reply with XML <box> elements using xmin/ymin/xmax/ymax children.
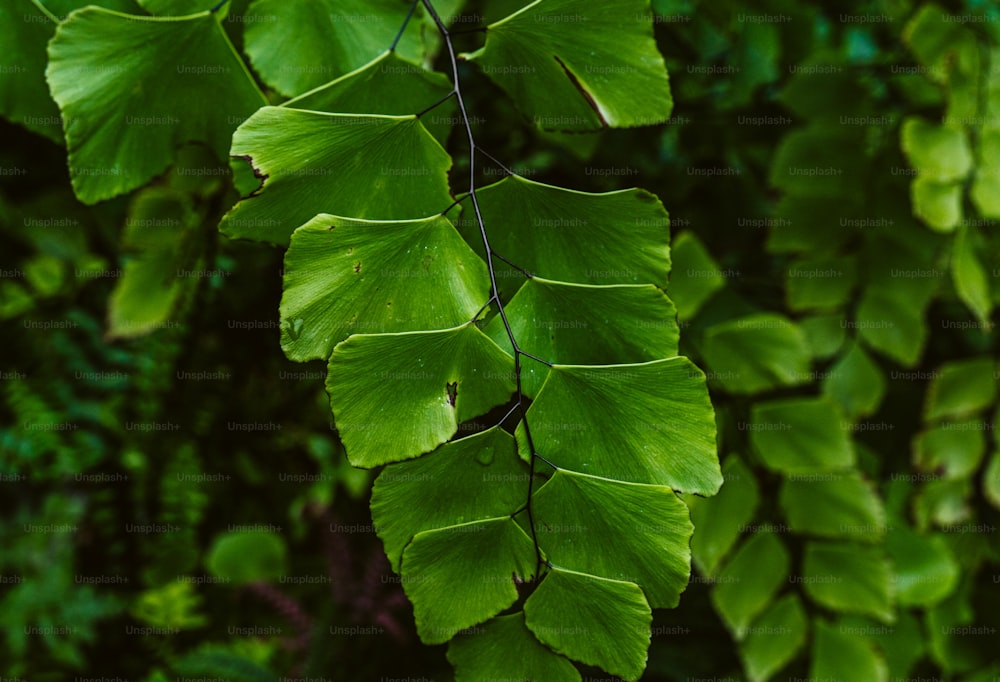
<box><xmin>801</xmin><ymin>542</ymin><xmax>894</xmax><ymax>623</ymax></box>
<box><xmin>46</xmin><ymin>6</ymin><xmax>266</xmax><ymax>203</ymax></box>
<box><xmin>220</xmin><ymin>108</ymin><xmax>453</xmax><ymax>244</ymax></box>
<box><xmin>739</xmin><ymin>595</ymin><xmax>808</xmax><ymax>682</ymax></box>
<box><xmin>484</xmin><ymin>278</ymin><xmax>679</xmax><ymax>396</ymax></box>
<box><xmin>284</xmin><ymin>51</ymin><xmax>456</xmax><ymax>144</ymax></box>
<box><xmin>326</xmin><ymin>325</ymin><xmax>515</xmax><ymax>467</ymax></box>
<box><xmin>701</xmin><ymin>314</ymin><xmax>811</xmax><ymax>394</ymax></box>
<box><xmin>531</xmin><ymin>471</ymin><xmax>694</xmax><ymax>608</ymax></box>
<box><xmin>750</xmin><ymin>398</ymin><xmax>855</xmax><ymax>473</ymax></box>
<box><xmin>448</xmin><ymin>613</ymin><xmax>581</xmax><ymax>682</ymax></box>
<box><xmin>524</xmin><ymin>568</ymin><xmax>651</xmax><ymax>682</ymax></box>
<box><xmin>517</xmin><ymin>359</ymin><xmax>721</xmax><ymax>494</ymax></box>
<box><xmin>470</xmin><ymin>175</ymin><xmax>671</xmax><ymax>286</ymax></box>
<box><xmin>280</xmin><ymin>213</ymin><xmax>489</xmax><ymax>362</ymax></box>
<box><xmin>779</xmin><ymin>471</ymin><xmax>886</xmax><ymax>542</ymax></box>
<box><xmin>687</xmin><ymin>455</ymin><xmax>759</xmax><ymax>576</ymax></box>
<box><xmin>243</xmin><ymin>0</ymin><xmax>426</xmax><ymax>97</ymax></box>
<box><xmin>401</xmin><ymin>516</ymin><xmax>536</xmax><ymax>644</ymax></box>
<box><xmin>371</xmin><ymin>428</ymin><xmax>526</xmax><ymax>572</ymax></box>
<box><xmin>465</xmin><ymin>0</ymin><xmax>672</xmax><ymax>130</ymax></box>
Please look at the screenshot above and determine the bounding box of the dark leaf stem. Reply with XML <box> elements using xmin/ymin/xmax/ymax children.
<box><xmin>419</xmin><ymin>0</ymin><xmax>553</xmax><ymax>578</ymax></box>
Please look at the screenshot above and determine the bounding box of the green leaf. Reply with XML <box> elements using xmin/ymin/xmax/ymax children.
<box><xmin>242</xmin><ymin>0</ymin><xmax>425</xmax><ymax>97</ymax></box>
<box><xmin>886</xmin><ymin>526</ymin><xmax>960</xmax><ymax>607</ymax></box>
<box><xmin>785</xmin><ymin>255</ymin><xmax>857</xmax><ymax>312</ymax></box>
<box><xmin>0</xmin><ymin>1</ymin><xmax>63</xmax><ymax>143</ymax></box>
<box><xmin>750</xmin><ymin>398</ymin><xmax>855</xmax><ymax>474</ymax></box>
<box><xmin>801</xmin><ymin>542</ymin><xmax>894</xmax><ymax>623</ymax></box>
<box><xmin>518</xmin><ymin>359</ymin><xmax>720</xmax><ymax>494</ymax></box>
<box><xmin>687</xmin><ymin>455</ymin><xmax>760</xmax><ymax>577</ymax></box>
<box><xmin>465</xmin><ymin>0</ymin><xmax>672</xmax><ymax>130</ymax></box>
<box><xmin>401</xmin><ymin>516</ymin><xmax>536</xmax><ymax>645</ymax></box>
<box><xmin>864</xmin><ymin>610</ymin><xmax>926</xmax><ymax>681</ymax></box>
<box><xmin>856</xmin><ymin>288</ymin><xmax>930</xmax><ymax>367</ymax></box>
<box><xmin>913</xmin><ymin>478</ymin><xmax>974</xmax><ymax>530</ymax></box>
<box><xmin>985</xmin><ymin>452</ymin><xmax>1000</xmax><ymax>511</ymax></box>
<box><xmin>926</xmin><ymin>583</ymin><xmax>983</xmax><ymax>673</ymax></box>
<box><xmin>172</xmin><ymin>646</ymin><xmax>276</xmax><ymax>682</ymax></box>
<box><xmin>371</xmin><ymin>428</ymin><xmax>526</xmax><ymax>572</ymax></box>
<box><xmin>970</xmin><ymin>130</ymin><xmax>1000</xmax><ymax>218</ymax></box>
<box><xmin>666</xmin><ymin>231</ymin><xmax>726</xmax><ymax>320</ymax></box>
<box><xmin>910</xmin><ymin>177</ymin><xmax>963</xmax><ymax>232</ymax></box>
<box><xmin>470</xmin><ymin>175</ymin><xmax>670</xmax><ymax>285</ymax></box>
<box><xmin>900</xmin><ymin>118</ymin><xmax>973</xmax><ymax>182</ymax></box>
<box><xmin>524</xmin><ymin>568</ymin><xmax>651</xmax><ymax>681</ymax></box>
<box><xmin>484</xmin><ymin>278</ymin><xmax>679</xmax><ymax>397</ymax></box>
<box><xmin>925</xmin><ymin>357</ymin><xmax>997</xmax><ymax>421</ymax></box>
<box><xmin>738</xmin><ymin>594</ymin><xmax>808</xmax><ymax>682</ymax></box>
<box><xmin>810</xmin><ymin>619</ymin><xmax>888</xmax><ymax>682</ymax></box>
<box><xmin>326</xmin><ymin>325</ymin><xmax>515</xmax><ymax>467</ymax></box>
<box><xmin>823</xmin><ymin>340</ymin><xmax>887</xmax><ymax>420</ymax></box>
<box><xmin>205</xmin><ymin>531</ymin><xmax>287</xmax><ymax>585</ymax></box>
<box><xmin>767</xmin><ymin>195</ymin><xmax>855</xmax><ymax>255</ymax></box>
<box><xmin>913</xmin><ymin>422</ymin><xmax>987</xmax><ymax>480</ymax></box>
<box><xmin>137</xmin><ymin>0</ymin><xmax>217</xmax><ymax>13</ymax></box>
<box><xmin>711</xmin><ymin>533</ymin><xmax>790</xmax><ymax>639</ymax></box>
<box><xmin>799</xmin><ymin>314</ymin><xmax>847</xmax><ymax>360</ymax></box>
<box><xmin>448</xmin><ymin>613</ymin><xmax>582</xmax><ymax>682</ymax></box>
<box><xmin>532</xmin><ymin>470</ymin><xmax>693</xmax><ymax>608</ymax></box>
<box><xmin>107</xmin><ymin>187</ymin><xmax>197</xmax><ymax>339</ymax></box>
<box><xmin>903</xmin><ymin>5</ymin><xmax>966</xmax><ymax>82</ymax></box>
<box><xmin>279</xmin><ymin>213</ymin><xmax>489</xmax><ymax>362</ymax></box>
<box><xmin>46</xmin><ymin>6</ymin><xmax>266</xmax><ymax>203</ymax></box>
<box><xmin>778</xmin><ymin>68</ymin><xmax>872</xmax><ymax>122</ymax></box>
<box><xmin>701</xmin><ymin>314</ymin><xmax>811</xmax><ymax>394</ymax></box>
<box><xmin>284</xmin><ymin>51</ymin><xmax>456</xmax><ymax>144</ymax></box>
<box><xmin>769</xmin><ymin>126</ymin><xmax>867</xmax><ymax>197</ymax></box>
<box><xmin>220</xmin><ymin>109</ymin><xmax>453</xmax><ymax>245</ymax></box>
<box><xmin>780</xmin><ymin>471</ymin><xmax>886</xmax><ymax>542</ymax></box>
<box><xmin>951</xmin><ymin>226</ymin><xmax>994</xmax><ymax>326</ymax></box>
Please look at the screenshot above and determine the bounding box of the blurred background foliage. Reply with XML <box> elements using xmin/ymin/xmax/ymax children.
<box><xmin>1</xmin><ymin>0</ymin><xmax>999</xmax><ymax>679</ymax></box>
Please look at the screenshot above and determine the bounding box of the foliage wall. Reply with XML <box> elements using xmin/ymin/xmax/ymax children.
<box><xmin>1</xmin><ymin>0</ymin><xmax>998</xmax><ymax>680</ymax></box>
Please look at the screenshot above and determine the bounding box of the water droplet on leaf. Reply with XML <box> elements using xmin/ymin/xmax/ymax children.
<box><xmin>475</xmin><ymin>447</ymin><xmax>495</xmax><ymax>466</ymax></box>
<box><xmin>284</xmin><ymin>318</ymin><xmax>305</xmax><ymax>341</ymax></box>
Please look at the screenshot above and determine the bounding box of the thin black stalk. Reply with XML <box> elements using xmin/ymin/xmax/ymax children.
<box><xmin>391</xmin><ymin>0</ymin><xmax>421</xmax><ymax>52</ymax></box>
<box><xmin>421</xmin><ymin>0</ymin><xmax>548</xmax><ymax>579</ymax></box>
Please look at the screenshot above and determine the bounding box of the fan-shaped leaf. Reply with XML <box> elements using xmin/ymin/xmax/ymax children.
<box><xmin>532</xmin><ymin>470</ymin><xmax>693</xmax><ymax>608</ymax></box>
<box><xmin>220</xmin><ymin>109</ymin><xmax>453</xmax><ymax>244</ymax></box>
<box><xmin>327</xmin><ymin>325</ymin><xmax>515</xmax><ymax>467</ymax></box>
<box><xmin>371</xmin><ymin>428</ymin><xmax>526</xmax><ymax>572</ymax></box>
<box><xmin>470</xmin><ymin>175</ymin><xmax>670</xmax><ymax>286</ymax></box>
<box><xmin>687</xmin><ymin>455</ymin><xmax>760</xmax><ymax>577</ymax></box>
<box><xmin>243</xmin><ymin>0</ymin><xmax>425</xmax><ymax>97</ymax></box>
<box><xmin>518</xmin><ymin>359</ymin><xmax>720</xmax><ymax>494</ymax></box>
<box><xmin>701</xmin><ymin>314</ymin><xmax>811</xmax><ymax>394</ymax></box>
<box><xmin>284</xmin><ymin>51</ymin><xmax>456</xmax><ymax>144</ymax></box>
<box><xmin>750</xmin><ymin>398</ymin><xmax>855</xmax><ymax>474</ymax></box>
<box><xmin>524</xmin><ymin>568</ymin><xmax>651</xmax><ymax>682</ymax></box>
<box><xmin>280</xmin><ymin>213</ymin><xmax>489</xmax><ymax>362</ymax></box>
<box><xmin>46</xmin><ymin>6</ymin><xmax>266</xmax><ymax>203</ymax></box>
<box><xmin>801</xmin><ymin>542</ymin><xmax>894</xmax><ymax>623</ymax></box>
<box><xmin>485</xmin><ymin>278</ymin><xmax>679</xmax><ymax>396</ymax></box>
<box><xmin>465</xmin><ymin>0</ymin><xmax>672</xmax><ymax>130</ymax></box>
<box><xmin>448</xmin><ymin>613</ymin><xmax>581</xmax><ymax>682</ymax></box>
<box><xmin>711</xmin><ymin>533</ymin><xmax>790</xmax><ymax>639</ymax></box>
<box><xmin>401</xmin><ymin>517</ymin><xmax>536</xmax><ymax>644</ymax></box>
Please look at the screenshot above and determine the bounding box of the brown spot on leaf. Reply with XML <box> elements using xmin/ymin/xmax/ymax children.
<box><xmin>232</xmin><ymin>154</ymin><xmax>269</xmax><ymax>197</ymax></box>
